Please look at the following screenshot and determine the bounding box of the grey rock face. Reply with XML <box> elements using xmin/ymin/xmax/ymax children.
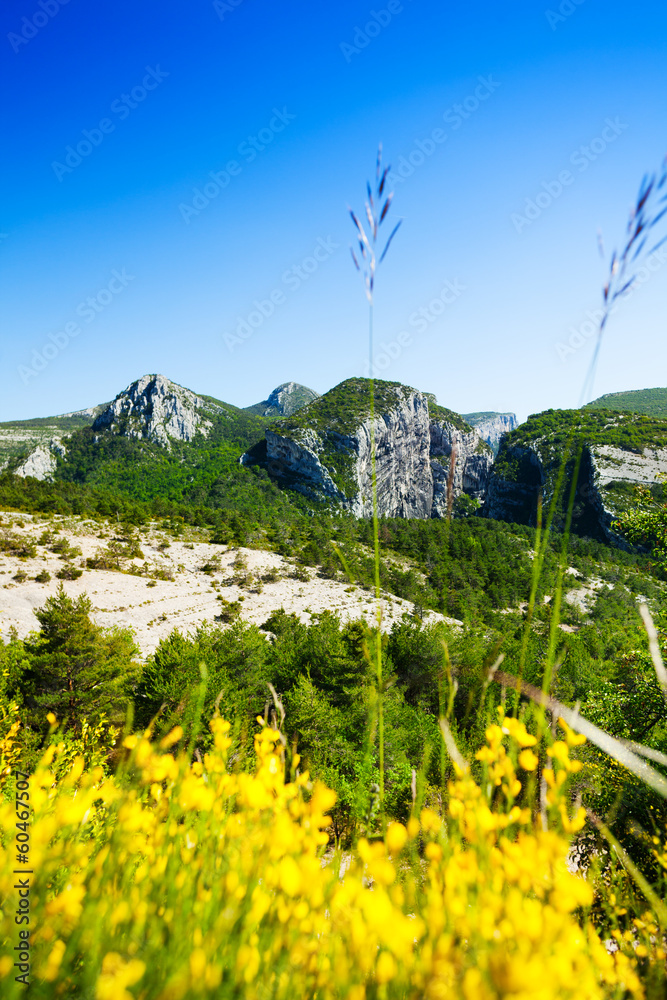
<box><xmin>15</xmin><ymin>443</ymin><xmax>61</xmax><ymax>481</ymax></box>
<box><xmin>265</xmin><ymin>427</ymin><xmax>346</xmax><ymax>502</ymax></box>
<box><xmin>430</xmin><ymin>420</ymin><xmax>494</xmax><ymax>516</ymax></box>
<box><xmin>464</xmin><ymin>412</ymin><xmax>519</xmax><ymax>454</ymax></box>
<box><xmin>265</xmin><ymin>382</ymin><xmax>320</xmax><ymax>416</ymax></box>
<box><xmin>349</xmin><ymin>391</ymin><xmax>434</xmax><ymax>519</ymax></box>
<box><xmin>587</xmin><ymin>444</ymin><xmax>667</xmax><ymax>545</ymax></box>
<box><xmin>92</xmin><ymin>374</ymin><xmax>225</xmax><ymax>448</ymax></box>
<box><xmin>484</xmin><ymin>438</ymin><xmax>667</xmax><ymax>545</ymax></box>
<box><xmin>263</xmin><ymin>386</ymin><xmax>491</xmax><ymax>519</ymax></box>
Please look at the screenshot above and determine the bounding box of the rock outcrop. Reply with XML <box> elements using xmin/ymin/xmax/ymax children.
<box><xmin>259</xmin><ymin>379</ymin><xmax>492</xmax><ymax>519</ymax></box>
<box><xmin>15</xmin><ymin>440</ymin><xmax>66</xmax><ymax>481</ymax></box>
<box><xmin>59</xmin><ymin>404</ymin><xmax>108</xmax><ymax>420</ymax></box>
<box><xmin>92</xmin><ymin>375</ymin><xmax>226</xmax><ymax>449</ymax></box>
<box><xmin>463</xmin><ymin>412</ymin><xmax>519</xmax><ymax>454</ymax></box>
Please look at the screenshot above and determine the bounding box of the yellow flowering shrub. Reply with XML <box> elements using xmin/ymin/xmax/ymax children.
<box><xmin>0</xmin><ymin>712</ymin><xmax>658</xmax><ymax>998</ymax></box>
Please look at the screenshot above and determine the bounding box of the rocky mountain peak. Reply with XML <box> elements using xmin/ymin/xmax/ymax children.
<box><xmin>92</xmin><ymin>374</ymin><xmax>226</xmax><ymax>448</ymax></box>
<box><xmin>245</xmin><ymin>382</ymin><xmax>320</xmax><ymax>418</ymax></box>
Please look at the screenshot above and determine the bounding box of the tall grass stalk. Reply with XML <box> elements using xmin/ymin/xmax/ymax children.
<box><xmin>581</xmin><ymin>155</ymin><xmax>667</xmax><ymax>406</ymax></box>
<box><xmin>367</xmin><ymin>304</ymin><xmax>384</xmax><ymax>819</ymax></box>
<box><xmin>348</xmin><ymin>144</ymin><xmax>401</xmax><ymax>828</ymax></box>
<box><xmin>514</xmin><ymin>432</ymin><xmax>575</xmax><ymax>709</ymax></box>
<box><xmin>541</xmin><ymin>441</ymin><xmax>584</xmax><ymax>698</ymax></box>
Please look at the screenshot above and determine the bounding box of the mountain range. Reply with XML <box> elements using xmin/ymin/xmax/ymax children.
<box><xmin>2</xmin><ymin>375</ymin><xmax>666</xmax><ymax>549</ymax></box>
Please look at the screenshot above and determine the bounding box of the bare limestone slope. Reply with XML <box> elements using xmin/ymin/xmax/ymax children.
<box><xmin>0</xmin><ymin>513</ymin><xmax>451</xmax><ymax>657</ymax></box>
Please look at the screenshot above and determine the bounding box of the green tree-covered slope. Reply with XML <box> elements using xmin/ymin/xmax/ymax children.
<box><xmin>586</xmin><ymin>387</ymin><xmax>667</xmax><ymax>418</ymax></box>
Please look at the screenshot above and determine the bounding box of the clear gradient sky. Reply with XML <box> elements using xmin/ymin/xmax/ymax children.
<box><xmin>1</xmin><ymin>0</ymin><xmax>666</xmax><ymax>423</ymax></box>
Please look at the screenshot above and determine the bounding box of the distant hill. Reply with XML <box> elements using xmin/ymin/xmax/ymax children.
<box><xmin>0</xmin><ymin>374</ymin><xmax>305</xmax><ymax>522</ymax></box>
<box><xmin>585</xmin><ymin>387</ymin><xmax>667</xmax><ymax>419</ymax></box>
<box><xmin>0</xmin><ymin>405</ymin><xmax>108</xmax><ymax>471</ymax></box>
<box><xmin>244</xmin><ymin>382</ymin><xmax>320</xmax><ymax>418</ymax></box>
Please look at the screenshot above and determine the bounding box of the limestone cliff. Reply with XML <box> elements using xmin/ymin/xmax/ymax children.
<box><xmin>92</xmin><ymin>374</ymin><xmax>226</xmax><ymax>449</ymax></box>
<box><xmin>258</xmin><ymin>378</ymin><xmax>492</xmax><ymax>519</ymax></box>
<box><xmin>430</xmin><ymin>407</ymin><xmax>494</xmax><ymax>516</ymax></box>
<box><xmin>463</xmin><ymin>411</ymin><xmax>519</xmax><ymax>454</ymax></box>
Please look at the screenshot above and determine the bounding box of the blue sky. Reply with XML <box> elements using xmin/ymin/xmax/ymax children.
<box><xmin>1</xmin><ymin>0</ymin><xmax>666</xmax><ymax>422</ymax></box>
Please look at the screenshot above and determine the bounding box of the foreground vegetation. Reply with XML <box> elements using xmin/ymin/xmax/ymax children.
<box><xmin>1</xmin><ymin>708</ymin><xmax>665</xmax><ymax>999</ymax></box>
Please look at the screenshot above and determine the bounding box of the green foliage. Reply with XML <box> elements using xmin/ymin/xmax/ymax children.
<box><xmin>0</xmin><ymin>530</ymin><xmax>37</xmax><ymax>559</ymax></box>
<box><xmin>347</xmin><ymin>517</ymin><xmax>558</xmax><ymax>620</ymax></box>
<box><xmin>21</xmin><ymin>586</ymin><xmax>140</xmax><ymax>735</ymax></box>
<box><xmin>428</xmin><ymin>400</ymin><xmax>474</xmax><ymax>433</ymax></box>
<box><xmin>135</xmin><ymin>619</ymin><xmax>272</xmax><ymax>747</ymax></box>
<box><xmin>56</xmin><ymin>564</ymin><xmax>83</xmax><ymax>581</ymax></box>
<box><xmin>614</xmin><ymin>479</ymin><xmax>667</xmax><ymax>571</ymax></box>
<box><xmin>503</xmin><ymin>408</ymin><xmax>667</xmax><ymax>459</ymax></box>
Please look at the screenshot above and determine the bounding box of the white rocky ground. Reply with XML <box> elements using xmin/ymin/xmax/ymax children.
<box><xmin>0</xmin><ymin>512</ymin><xmax>449</xmax><ymax>658</ymax></box>
<box><xmin>563</xmin><ymin>567</ymin><xmax>614</xmax><ymax>614</ymax></box>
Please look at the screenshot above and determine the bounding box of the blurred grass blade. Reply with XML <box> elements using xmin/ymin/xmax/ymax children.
<box><xmin>621</xmin><ymin>740</ymin><xmax>667</xmax><ymax>768</ymax></box>
<box><xmin>495</xmin><ymin>670</ymin><xmax>667</xmax><ymax>800</ymax></box>
<box><xmin>638</xmin><ymin>603</ymin><xmax>667</xmax><ymax>704</ymax></box>
<box><xmin>379</xmin><ymin>220</ymin><xmax>402</xmax><ymax>262</ymax></box>
<box><xmin>439</xmin><ymin>717</ymin><xmax>468</xmax><ymax>772</ymax></box>
<box><xmin>588</xmin><ymin>811</ymin><xmax>667</xmax><ymax>927</ymax></box>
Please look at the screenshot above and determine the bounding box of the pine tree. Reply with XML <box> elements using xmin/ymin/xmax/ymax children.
<box><xmin>24</xmin><ymin>585</ymin><xmax>139</xmax><ymax>731</ymax></box>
